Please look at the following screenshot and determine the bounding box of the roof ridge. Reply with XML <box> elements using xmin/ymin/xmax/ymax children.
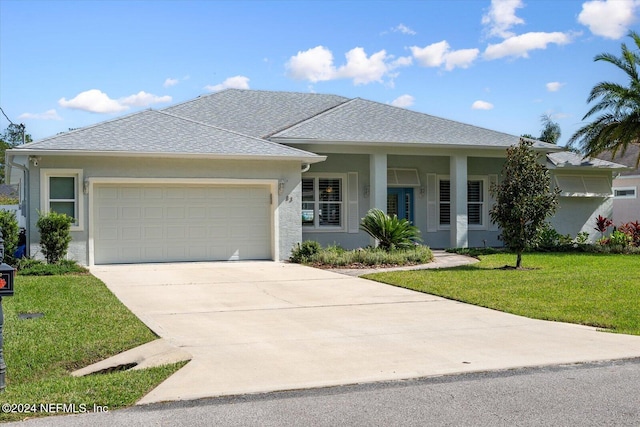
<box><xmin>156</xmin><ymin>110</ymin><xmax>323</xmax><ymax>158</ymax></box>
<box><xmin>19</xmin><ymin>108</ymin><xmax>155</xmax><ymax>146</ymax></box>
<box><xmin>267</xmin><ymin>97</ymin><xmax>357</xmax><ymax>138</ymax></box>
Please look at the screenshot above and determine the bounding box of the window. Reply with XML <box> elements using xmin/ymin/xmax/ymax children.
<box><xmin>439</xmin><ymin>179</ymin><xmax>450</xmax><ymax>226</ymax></box>
<box><xmin>438</xmin><ymin>177</ymin><xmax>487</xmax><ymax>228</ymax></box>
<box><xmin>302</xmin><ymin>175</ymin><xmax>344</xmax><ymax>230</ymax></box>
<box><xmin>41</xmin><ymin>169</ymin><xmax>83</xmax><ymax>231</ymax></box>
<box><xmin>613</xmin><ymin>187</ymin><xmax>637</xmax><ymax>199</ymax></box>
<box><xmin>467</xmin><ymin>180</ymin><xmax>484</xmax><ymax>225</ymax></box>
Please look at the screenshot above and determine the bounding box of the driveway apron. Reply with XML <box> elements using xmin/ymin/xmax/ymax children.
<box><xmin>90</xmin><ymin>261</ymin><xmax>640</xmax><ymax>404</ymax></box>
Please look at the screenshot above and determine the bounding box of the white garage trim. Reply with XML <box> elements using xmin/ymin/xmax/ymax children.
<box><xmin>87</xmin><ymin>177</ymin><xmax>279</xmax><ymax>265</ymax></box>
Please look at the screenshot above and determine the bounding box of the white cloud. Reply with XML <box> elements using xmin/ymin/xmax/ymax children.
<box><xmin>119</xmin><ymin>91</ymin><xmax>172</xmax><ymax>107</ymax></box>
<box><xmin>483</xmin><ymin>32</ymin><xmax>572</xmax><ymax>60</ymax></box>
<box><xmin>59</xmin><ymin>89</ymin><xmax>129</xmax><ymax>113</ymax></box>
<box><xmin>444</xmin><ymin>48</ymin><xmax>480</xmax><ymax>70</ymax></box>
<box><xmin>335</xmin><ymin>47</ymin><xmax>389</xmax><ymax>84</ymax></box>
<box><xmin>59</xmin><ymin>89</ymin><xmax>172</xmax><ymax>113</ymax></box>
<box><xmin>578</xmin><ymin>0</ymin><xmax>639</xmax><ymax>39</ymax></box>
<box><xmin>18</xmin><ymin>109</ymin><xmax>62</xmax><ymax>120</ymax></box>
<box><xmin>472</xmin><ymin>100</ymin><xmax>494</xmax><ymax>110</ymax></box>
<box><xmin>411</xmin><ymin>41</ymin><xmax>450</xmax><ymax>67</ymax></box>
<box><xmin>482</xmin><ymin>0</ymin><xmax>525</xmax><ymax>38</ymax></box>
<box><xmin>286</xmin><ymin>46</ymin><xmax>336</xmax><ymax>82</ymax></box>
<box><xmin>204</xmin><ymin>75</ymin><xmax>251</xmax><ymax>92</ymax></box>
<box><xmin>546</xmin><ymin>81</ymin><xmax>565</xmax><ymax>92</ymax></box>
<box><xmin>390</xmin><ymin>94</ymin><xmax>415</xmax><ymax>108</ymax></box>
<box><xmin>411</xmin><ymin>41</ymin><xmax>479</xmax><ymax>70</ymax></box>
<box><xmin>392</xmin><ymin>23</ymin><xmax>416</xmax><ymax>35</ymax></box>
<box><xmin>286</xmin><ymin>46</ymin><xmax>408</xmax><ymax>85</ymax></box>
<box><xmin>164</xmin><ymin>78</ymin><xmax>179</xmax><ymax>87</ymax></box>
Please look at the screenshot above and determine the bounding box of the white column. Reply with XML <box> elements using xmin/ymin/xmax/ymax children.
<box><xmin>450</xmin><ymin>154</ymin><xmax>468</xmax><ymax>248</ymax></box>
<box><xmin>369</xmin><ymin>153</ymin><xmax>387</xmax><ymax>212</ymax></box>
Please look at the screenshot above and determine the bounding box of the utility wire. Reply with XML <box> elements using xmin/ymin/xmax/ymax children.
<box><xmin>0</xmin><ymin>106</ymin><xmax>16</xmax><ymax>125</ymax></box>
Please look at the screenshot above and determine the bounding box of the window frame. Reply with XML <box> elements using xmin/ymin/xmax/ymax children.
<box><xmin>40</xmin><ymin>169</ymin><xmax>84</xmax><ymax>231</ymax></box>
<box><xmin>613</xmin><ymin>186</ymin><xmax>637</xmax><ymax>199</ymax></box>
<box><xmin>437</xmin><ymin>175</ymin><xmax>489</xmax><ymax>230</ymax></box>
<box><xmin>301</xmin><ymin>173</ymin><xmax>346</xmax><ymax>232</ymax></box>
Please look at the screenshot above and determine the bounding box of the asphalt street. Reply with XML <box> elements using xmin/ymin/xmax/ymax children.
<box><xmin>7</xmin><ymin>358</ymin><xmax>640</xmax><ymax>426</ymax></box>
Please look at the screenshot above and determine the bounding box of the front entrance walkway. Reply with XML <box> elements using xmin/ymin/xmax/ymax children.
<box><xmin>90</xmin><ymin>259</ymin><xmax>640</xmax><ymax>404</ymax></box>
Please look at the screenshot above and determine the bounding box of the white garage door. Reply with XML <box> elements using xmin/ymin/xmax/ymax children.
<box><xmin>93</xmin><ymin>184</ymin><xmax>272</xmax><ymax>264</ymax></box>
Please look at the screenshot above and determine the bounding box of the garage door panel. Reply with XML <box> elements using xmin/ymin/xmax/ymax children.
<box><xmin>94</xmin><ymin>184</ymin><xmax>272</xmax><ymax>264</ymax></box>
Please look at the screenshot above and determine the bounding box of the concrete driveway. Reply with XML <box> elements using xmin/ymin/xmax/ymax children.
<box><xmin>90</xmin><ymin>260</ymin><xmax>640</xmax><ymax>404</ymax></box>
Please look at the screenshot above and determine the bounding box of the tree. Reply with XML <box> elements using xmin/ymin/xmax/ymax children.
<box><xmin>360</xmin><ymin>208</ymin><xmax>421</xmax><ymax>251</ymax></box>
<box><xmin>539</xmin><ymin>114</ymin><xmax>561</xmax><ymax>144</ymax></box>
<box><xmin>568</xmin><ymin>30</ymin><xmax>640</xmax><ymax>166</ymax></box>
<box><xmin>490</xmin><ymin>139</ymin><xmax>560</xmax><ymax>269</ymax></box>
<box><xmin>0</xmin><ymin>124</ymin><xmax>32</xmax><ymax>183</ymax></box>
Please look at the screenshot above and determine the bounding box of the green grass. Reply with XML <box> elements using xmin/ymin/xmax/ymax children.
<box><xmin>363</xmin><ymin>253</ymin><xmax>640</xmax><ymax>335</ymax></box>
<box><xmin>0</xmin><ymin>274</ymin><xmax>185</xmax><ymax>422</ymax></box>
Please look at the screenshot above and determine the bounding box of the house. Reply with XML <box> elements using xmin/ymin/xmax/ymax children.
<box><xmin>596</xmin><ymin>145</ymin><xmax>640</xmax><ymax>225</ymax></box>
<box><xmin>5</xmin><ymin>89</ymin><xmax>626</xmax><ymax>265</ymax></box>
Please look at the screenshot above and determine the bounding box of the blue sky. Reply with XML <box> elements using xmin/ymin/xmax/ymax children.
<box><xmin>1</xmin><ymin>0</ymin><xmax>639</xmax><ymax>146</ymax></box>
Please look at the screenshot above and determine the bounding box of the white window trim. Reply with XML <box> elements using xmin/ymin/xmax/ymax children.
<box><xmin>40</xmin><ymin>169</ymin><xmax>84</xmax><ymax>231</ymax></box>
<box><xmin>302</xmin><ymin>173</ymin><xmax>347</xmax><ymax>232</ymax></box>
<box><xmin>437</xmin><ymin>175</ymin><xmax>489</xmax><ymax>231</ymax></box>
<box><xmin>613</xmin><ymin>186</ymin><xmax>637</xmax><ymax>199</ymax></box>
<box><xmin>437</xmin><ymin>175</ymin><xmax>451</xmax><ymax>231</ymax></box>
<box><xmin>468</xmin><ymin>175</ymin><xmax>489</xmax><ymax>231</ymax></box>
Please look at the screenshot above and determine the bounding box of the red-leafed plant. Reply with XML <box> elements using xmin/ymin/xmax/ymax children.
<box><xmin>595</xmin><ymin>215</ymin><xmax>613</xmax><ymax>236</ymax></box>
<box><xmin>618</xmin><ymin>221</ymin><xmax>640</xmax><ymax>246</ymax></box>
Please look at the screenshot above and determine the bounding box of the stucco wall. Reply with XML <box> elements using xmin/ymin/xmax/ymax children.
<box><xmin>612</xmin><ymin>176</ymin><xmax>640</xmax><ymax>224</ymax></box>
<box><xmin>26</xmin><ymin>156</ymin><xmax>302</xmax><ymax>264</ymax></box>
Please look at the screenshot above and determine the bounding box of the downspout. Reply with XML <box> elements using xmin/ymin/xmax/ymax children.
<box><xmin>301</xmin><ymin>163</ymin><xmax>311</xmax><ymax>173</ymax></box>
<box><xmin>7</xmin><ymin>154</ymin><xmax>30</xmax><ymax>257</ymax></box>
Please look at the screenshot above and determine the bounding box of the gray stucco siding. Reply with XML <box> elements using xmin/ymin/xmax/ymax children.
<box><xmin>27</xmin><ymin>155</ymin><xmax>302</xmax><ymax>264</ymax></box>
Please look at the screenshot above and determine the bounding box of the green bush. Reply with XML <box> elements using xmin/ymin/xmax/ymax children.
<box><xmin>291</xmin><ymin>244</ymin><xmax>433</xmax><ymax>267</ymax></box>
<box><xmin>360</xmin><ymin>208</ymin><xmax>421</xmax><ymax>251</ymax></box>
<box><xmin>36</xmin><ymin>211</ymin><xmax>73</xmax><ymax>264</ymax></box>
<box><xmin>16</xmin><ymin>258</ymin><xmax>87</xmax><ymax>276</ymax></box>
<box><xmin>290</xmin><ymin>240</ymin><xmax>321</xmax><ymax>263</ymax></box>
<box><xmin>0</xmin><ymin>209</ymin><xmax>19</xmax><ymax>265</ymax></box>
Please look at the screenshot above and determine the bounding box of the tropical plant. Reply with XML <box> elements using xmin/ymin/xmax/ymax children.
<box><xmin>568</xmin><ymin>31</ymin><xmax>640</xmax><ymax>166</ymax></box>
<box><xmin>36</xmin><ymin>210</ymin><xmax>73</xmax><ymax>264</ymax></box>
<box><xmin>618</xmin><ymin>221</ymin><xmax>640</xmax><ymax>246</ymax></box>
<box><xmin>489</xmin><ymin>139</ymin><xmax>560</xmax><ymax>268</ymax></box>
<box><xmin>539</xmin><ymin>114</ymin><xmax>561</xmax><ymax>144</ymax></box>
<box><xmin>360</xmin><ymin>208</ymin><xmax>422</xmax><ymax>251</ymax></box>
<box><xmin>594</xmin><ymin>214</ymin><xmax>613</xmax><ymax>237</ymax></box>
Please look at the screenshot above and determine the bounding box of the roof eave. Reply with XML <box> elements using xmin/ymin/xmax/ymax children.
<box><xmin>271</xmin><ymin>137</ymin><xmax>564</xmax><ymax>152</ymax></box>
<box><xmin>6</xmin><ymin>148</ymin><xmax>326</xmax><ymax>164</ymax></box>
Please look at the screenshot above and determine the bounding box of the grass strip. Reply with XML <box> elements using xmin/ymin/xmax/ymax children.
<box><xmin>364</xmin><ymin>253</ymin><xmax>640</xmax><ymax>335</ymax></box>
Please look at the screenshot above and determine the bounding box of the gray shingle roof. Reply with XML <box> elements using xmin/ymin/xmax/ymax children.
<box><xmin>164</xmin><ymin>89</ymin><xmax>349</xmax><ymax>138</ymax></box>
<box><xmin>595</xmin><ymin>145</ymin><xmax>640</xmax><ymax>176</ymax></box>
<box><xmin>547</xmin><ymin>151</ymin><xmax>628</xmax><ymax>170</ymax></box>
<box><xmin>271</xmin><ymin>98</ymin><xmax>558</xmax><ymax>150</ymax></box>
<box><xmin>14</xmin><ymin>109</ymin><xmax>322</xmax><ymax>159</ymax></box>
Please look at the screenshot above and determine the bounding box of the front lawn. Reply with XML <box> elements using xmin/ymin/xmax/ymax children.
<box><xmin>0</xmin><ymin>274</ymin><xmax>184</xmax><ymax>422</ymax></box>
<box><xmin>363</xmin><ymin>253</ymin><xmax>640</xmax><ymax>335</ymax></box>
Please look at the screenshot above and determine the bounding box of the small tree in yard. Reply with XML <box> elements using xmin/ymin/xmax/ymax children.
<box><xmin>360</xmin><ymin>208</ymin><xmax>422</xmax><ymax>250</ymax></box>
<box><xmin>490</xmin><ymin>139</ymin><xmax>560</xmax><ymax>268</ymax></box>
<box><xmin>36</xmin><ymin>211</ymin><xmax>73</xmax><ymax>264</ymax></box>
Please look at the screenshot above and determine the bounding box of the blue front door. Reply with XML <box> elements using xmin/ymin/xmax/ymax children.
<box><xmin>387</xmin><ymin>188</ymin><xmax>414</xmax><ymax>222</ymax></box>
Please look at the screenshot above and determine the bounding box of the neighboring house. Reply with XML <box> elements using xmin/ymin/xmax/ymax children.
<box><xmin>596</xmin><ymin>145</ymin><xmax>639</xmax><ymax>225</ymax></box>
<box><xmin>5</xmin><ymin>89</ymin><xmax>626</xmax><ymax>265</ymax></box>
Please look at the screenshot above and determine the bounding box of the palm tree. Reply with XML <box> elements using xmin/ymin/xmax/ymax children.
<box><xmin>568</xmin><ymin>31</ymin><xmax>640</xmax><ymax>166</ymax></box>
<box><xmin>539</xmin><ymin>114</ymin><xmax>561</xmax><ymax>144</ymax></box>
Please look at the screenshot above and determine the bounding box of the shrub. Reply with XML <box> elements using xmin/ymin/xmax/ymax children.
<box><xmin>36</xmin><ymin>210</ymin><xmax>73</xmax><ymax>264</ymax></box>
<box><xmin>0</xmin><ymin>209</ymin><xmax>19</xmax><ymax>265</ymax></box>
<box><xmin>290</xmin><ymin>240</ymin><xmax>321</xmax><ymax>263</ymax></box>
<box><xmin>16</xmin><ymin>258</ymin><xmax>87</xmax><ymax>275</ymax></box>
<box><xmin>618</xmin><ymin>221</ymin><xmax>640</xmax><ymax>246</ymax></box>
<box><xmin>360</xmin><ymin>208</ymin><xmax>421</xmax><ymax>251</ymax></box>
